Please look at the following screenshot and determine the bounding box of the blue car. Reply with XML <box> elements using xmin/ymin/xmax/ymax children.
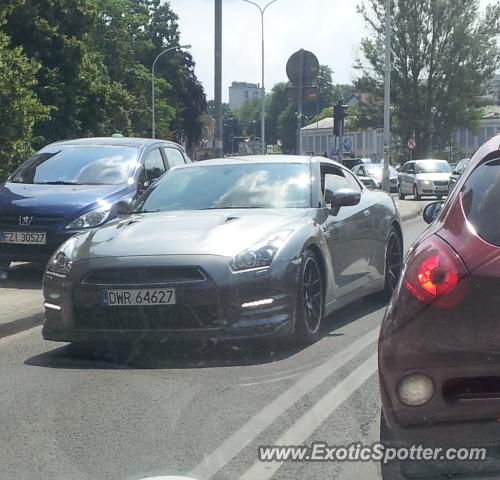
<box><xmin>0</xmin><ymin>137</ymin><xmax>190</xmax><ymax>268</ymax></box>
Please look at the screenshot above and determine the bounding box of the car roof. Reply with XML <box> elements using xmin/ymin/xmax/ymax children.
<box><xmin>412</xmin><ymin>159</ymin><xmax>449</xmax><ymax>163</ymax></box>
<box><xmin>46</xmin><ymin>137</ymin><xmax>182</xmax><ymax>148</ymax></box>
<box><xmin>179</xmin><ymin>155</ymin><xmax>343</xmax><ymax>168</ymax></box>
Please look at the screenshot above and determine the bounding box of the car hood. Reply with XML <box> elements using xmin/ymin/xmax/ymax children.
<box><xmin>415</xmin><ymin>173</ymin><xmax>451</xmax><ymax>181</ymax></box>
<box><xmin>72</xmin><ymin>209</ymin><xmax>309</xmax><ymax>260</ymax></box>
<box><xmin>0</xmin><ymin>183</ymin><xmax>130</xmax><ymax>217</ymax></box>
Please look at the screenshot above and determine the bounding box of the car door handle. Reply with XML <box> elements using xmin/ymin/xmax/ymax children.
<box><xmin>363</xmin><ymin>210</ymin><xmax>370</xmax><ymax>217</ymax></box>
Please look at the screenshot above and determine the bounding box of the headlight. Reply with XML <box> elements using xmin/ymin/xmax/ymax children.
<box><xmin>231</xmin><ymin>231</ymin><xmax>292</xmax><ymax>271</ymax></box>
<box><xmin>66</xmin><ymin>205</ymin><xmax>112</xmax><ymax>230</ymax></box>
<box><xmin>47</xmin><ymin>236</ymin><xmax>80</xmax><ymax>276</ymax></box>
<box><xmin>421</xmin><ymin>180</ymin><xmax>432</xmax><ymax>186</ymax></box>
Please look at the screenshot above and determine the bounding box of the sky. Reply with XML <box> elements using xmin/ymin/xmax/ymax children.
<box><xmin>168</xmin><ymin>0</ymin><xmax>493</xmax><ymax>102</ymax></box>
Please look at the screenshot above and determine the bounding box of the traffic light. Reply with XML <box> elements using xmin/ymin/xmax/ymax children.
<box><xmin>333</xmin><ymin>100</ymin><xmax>349</xmax><ymax>137</ymax></box>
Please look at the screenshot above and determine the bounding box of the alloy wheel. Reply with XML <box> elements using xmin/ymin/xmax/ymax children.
<box><xmin>302</xmin><ymin>256</ymin><xmax>323</xmax><ymax>334</ymax></box>
<box><xmin>386</xmin><ymin>233</ymin><xmax>403</xmax><ymax>292</ymax></box>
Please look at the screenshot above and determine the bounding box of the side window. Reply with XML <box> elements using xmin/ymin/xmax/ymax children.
<box><xmin>143</xmin><ymin>149</ymin><xmax>166</xmax><ymax>181</ymax></box>
<box><xmin>343</xmin><ymin>170</ymin><xmax>362</xmax><ymax>192</ymax></box>
<box><xmin>462</xmin><ymin>158</ymin><xmax>500</xmax><ymax>246</ymax></box>
<box><xmin>401</xmin><ymin>163</ymin><xmax>408</xmax><ymax>173</ymax></box>
<box><xmin>164</xmin><ymin>148</ymin><xmax>186</xmax><ymax>168</ymax></box>
<box><xmin>358</xmin><ymin>166</ymin><xmax>366</xmax><ymax>176</ymax></box>
<box><xmin>320</xmin><ymin>164</ymin><xmax>350</xmax><ymax>198</ymax></box>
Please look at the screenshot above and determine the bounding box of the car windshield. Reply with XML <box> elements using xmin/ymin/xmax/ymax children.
<box><xmin>415</xmin><ymin>161</ymin><xmax>452</xmax><ymax>174</ymax></box>
<box><xmin>137</xmin><ymin>163</ymin><xmax>312</xmax><ymax>212</ymax></box>
<box><xmin>10</xmin><ymin>146</ymin><xmax>140</xmax><ymax>185</ymax></box>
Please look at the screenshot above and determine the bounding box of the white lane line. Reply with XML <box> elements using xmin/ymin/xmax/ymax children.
<box><xmin>189</xmin><ymin>327</ymin><xmax>379</xmax><ymax>480</ymax></box>
<box><xmin>238</xmin><ymin>354</ymin><xmax>378</xmax><ymax>480</ymax></box>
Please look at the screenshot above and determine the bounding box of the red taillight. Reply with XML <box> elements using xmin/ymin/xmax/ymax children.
<box><xmin>404</xmin><ymin>235</ymin><xmax>468</xmax><ymax>308</ymax></box>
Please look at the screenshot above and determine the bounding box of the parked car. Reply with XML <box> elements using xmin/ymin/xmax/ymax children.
<box><xmin>0</xmin><ymin>137</ymin><xmax>190</xmax><ymax>269</ymax></box>
<box><xmin>398</xmin><ymin>159</ymin><xmax>452</xmax><ymax>200</ymax></box>
<box><xmin>448</xmin><ymin>157</ymin><xmax>471</xmax><ymax>194</ymax></box>
<box><xmin>42</xmin><ymin>155</ymin><xmax>403</xmax><ymax>346</ymax></box>
<box><xmin>379</xmin><ymin>135</ymin><xmax>500</xmax><ymax>478</ymax></box>
<box><xmin>342</xmin><ymin>158</ymin><xmax>372</xmax><ymax>170</ymax></box>
<box><xmin>352</xmin><ymin>164</ymin><xmax>399</xmax><ymax>192</ymax></box>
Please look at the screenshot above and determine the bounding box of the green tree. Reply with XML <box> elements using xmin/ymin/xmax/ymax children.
<box><xmin>236</xmin><ymin>98</ymin><xmax>261</xmax><ymax>137</ymax></box>
<box><xmin>0</xmin><ymin>29</ymin><xmax>49</xmax><ymax>178</ymax></box>
<box><xmin>358</xmin><ymin>0</ymin><xmax>500</xmax><ymax>158</ymax></box>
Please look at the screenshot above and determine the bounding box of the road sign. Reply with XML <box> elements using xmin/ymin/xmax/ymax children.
<box><xmin>286</xmin><ymin>50</ymin><xmax>320</xmax><ymax>85</ymax></box>
<box><xmin>343</xmin><ymin>137</ymin><xmax>353</xmax><ymax>152</ymax></box>
<box><xmin>408</xmin><ymin>139</ymin><xmax>416</xmax><ymax>150</ymax></box>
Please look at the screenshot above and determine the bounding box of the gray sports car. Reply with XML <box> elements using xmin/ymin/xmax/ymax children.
<box><xmin>42</xmin><ymin>155</ymin><xmax>403</xmax><ymax>345</ymax></box>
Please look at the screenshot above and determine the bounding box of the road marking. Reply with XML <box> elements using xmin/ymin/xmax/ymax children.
<box><xmin>189</xmin><ymin>327</ymin><xmax>379</xmax><ymax>480</ymax></box>
<box><xmin>238</xmin><ymin>354</ymin><xmax>378</xmax><ymax>480</ymax></box>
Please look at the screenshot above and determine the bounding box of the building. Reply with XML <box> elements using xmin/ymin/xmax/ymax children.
<box><xmin>229</xmin><ymin>81</ymin><xmax>262</xmax><ymax>111</ymax></box>
<box><xmin>301</xmin><ymin>106</ymin><xmax>500</xmax><ymax>160</ymax></box>
<box><xmin>300</xmin><ymin>117</ymin><xmax>384</xmax><ymax>160</ymax></box>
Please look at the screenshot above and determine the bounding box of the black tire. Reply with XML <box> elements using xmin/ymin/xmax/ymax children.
<box><xmin>295</xmin><ymin>250</ymin><xmax>324</xmax><ymax>343</ymax></box>
<box><xmin>413</xmin><ymin>184</ymin><xmax>421</xmax><ymax>201</ymax></box>
<box><xmin>398</xmin><ymin>186</ymin><xmax>405</xmax><ymax>200</ymax></box>
<box><xmin>384</xmin><ymin>229</ymin><xmax>403</xmax><ymax>298</ymax></box>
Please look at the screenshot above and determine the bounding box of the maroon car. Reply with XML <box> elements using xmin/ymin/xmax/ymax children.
<box><xmin>379</xmin><ymin>135</ymin><xmax>500</xmax><ymax>478</ymax></box>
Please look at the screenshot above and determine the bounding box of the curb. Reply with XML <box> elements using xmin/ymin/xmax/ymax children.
<box><xmin>401</xmin><ymin>205</ymin><xmax>423</xmax><ymax>223</ymax></box>
<box><xmin>0</xmin><ymin>311</ymin><xmax>44</xmax><ymax>340</ymax></box>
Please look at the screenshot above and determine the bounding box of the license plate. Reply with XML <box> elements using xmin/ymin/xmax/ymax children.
<box><xmin>104</xmin><ymin>289</ymin><xmax>176</xmax><ymax>306</ymax></box>
<box><xmin>0</xmin><ymin>231</ymin><xmax>46</xmax><ymax>245</ymax></box>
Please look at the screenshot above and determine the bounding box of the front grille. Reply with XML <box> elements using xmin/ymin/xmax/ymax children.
<box><xmin>0</xmin><ymin>214</ymin><xmax>63</xmax><ymax>227</ymax></box>
<box><xmin>75</xmin><ymin>305</ymin><xmax>218</xmax><ymax>330</ymax></box>
<box><xmin>82</xmin><ymin>267</ymin><xmax>207</xmax><ymax>286</ymax></box>
<box><xmin>434</xmin><ymin>180</ymin><xmax>448</xmax><ymax>187</ymax></box>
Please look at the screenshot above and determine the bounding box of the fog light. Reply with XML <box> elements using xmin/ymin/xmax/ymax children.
<box><xmin>241</xmin><ymin>298</ymin><xmax>274</xmax><ymax>309</ymax></box>
<box><xmin>397</xmin><ymin>373</ymin><xmax>434</xmax><ymax>407</ymax></box>
<box><xmin>44</xmin><ymin>302</ymin><xmax>62</xmax><ymax>311</ymax></box>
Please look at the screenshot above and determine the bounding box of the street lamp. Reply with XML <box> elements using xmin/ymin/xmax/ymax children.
<box><xmin>152</xmin><ymin>44</ymin><xmax>191</xmax><ymax>139</ymax></box>
<box><xmin>242</xmin><ymin>0</ymin><xmax>278</xmax><ymax>154</ymax></box>
<box><xmin>382</xmin><ymin>0</ymin><xmax>391</xmax><ymax>192</ymax></box>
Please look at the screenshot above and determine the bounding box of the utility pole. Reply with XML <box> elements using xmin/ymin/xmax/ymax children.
<box><xmin>214</xmin><ymin>0</ymin><xmax>223</xmax><ymax>157</ymax></box>
<box><xmin>382</xmin><ymin>0</ymin><xmax>391</xmax><ymax>192</ymax></box>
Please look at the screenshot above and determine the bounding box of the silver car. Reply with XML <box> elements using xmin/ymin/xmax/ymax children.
<box><xmin>398</xmin><ymin>159</ymin><xmax>452</xmax><ymax>200</ymax></box>
<box><xmin>42</xmin><ymin>156</ymin><xmax>403</xmax><ymax>346</ymax></box>
<box><xmin>352</xmin><ymin>164</ymin><xmax>399</xmax><ymax>192</ymax></box>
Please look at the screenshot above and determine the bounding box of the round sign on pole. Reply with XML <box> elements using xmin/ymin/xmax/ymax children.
<box><xmin>286</xmin><ymin>49</ymin><xmax>320</xmax><ymax>86</ymax></box>
<box><xmin>408</xmin><ymin>139</ymin><xmax>416</xmax><ymax>150</ymax></box>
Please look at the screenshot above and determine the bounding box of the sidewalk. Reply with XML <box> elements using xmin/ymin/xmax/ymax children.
<box><xmin>393</xmin><ymin>196</ymin><xmax>427</xmax><ymax>222</ymax></box>
<box><xmin>0</xmin><ymin>263</ymin><xmax>44</xmax><ymax>339</ymax></box>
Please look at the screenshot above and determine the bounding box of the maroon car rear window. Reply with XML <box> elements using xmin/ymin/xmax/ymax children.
<box><xmin>462</xmin><ymin>158</ymin><xmax>500</xmax><ymax>246</ymax></box>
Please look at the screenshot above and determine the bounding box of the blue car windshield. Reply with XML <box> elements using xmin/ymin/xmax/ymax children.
<box><xmin>10</xmin><ymin>145</ymin><xmax>140</xmax><ymax>185</ymax></box>
<box><xmin>138</xmin><ymin>163</ymin><xmax>312</xmax><ymax>212</ymax></box>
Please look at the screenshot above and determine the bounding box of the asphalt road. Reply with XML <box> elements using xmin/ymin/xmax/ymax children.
<box><xmin>0</xmin><ymin>215</ymin><xmax>427</xmax><ymax>480</ymax></box>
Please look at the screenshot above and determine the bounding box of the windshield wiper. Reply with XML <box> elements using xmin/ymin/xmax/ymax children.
<box><xmin>197</xmin><ymin>205</ymin><xmax>272</xmax><ymax>210</ymax></box>
<box><xmin>35</xmin><ymin>181</ymin><xmax>83</xmax><ymax>185</ymax></box>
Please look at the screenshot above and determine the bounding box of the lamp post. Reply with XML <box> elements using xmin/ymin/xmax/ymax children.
<box><xmin>242</xmin><ymin>0</ymin><xmax>278</xmax><ymax>154</ymax></box>
<box><xmin>382</xmin><ymin>0</ymin><xmax>391</xmax><ymax>192</ymax></box>
<box><xmin>152</xmin><ymin>44</ymin><xmax>191</xmax><ymax>139</ymax></box>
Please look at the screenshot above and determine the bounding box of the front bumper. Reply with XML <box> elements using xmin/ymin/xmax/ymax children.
<box><xmin>418</xmin><ymin>183</ymin><xmax>449</xmax><ymax>196</ymax></box>
<box><xmin>42</xmin><ymin>255</ymin><xmax>300</xmax><ymax>342</ymax></box>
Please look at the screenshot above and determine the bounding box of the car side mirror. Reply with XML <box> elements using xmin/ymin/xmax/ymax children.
<box><xmin>116</xmin><ymin>200</ymin><xmax>132</xmax><ymax>217</ymax></box>
<box><xmin>327</xmin><ymin>188</ymin><xmax>361</xmax><ymax>209</ymax></box>
<box><xmin>423</xmin><ymin>201</ymin><xmax>444</xmax><ymax>224</ymax></box>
